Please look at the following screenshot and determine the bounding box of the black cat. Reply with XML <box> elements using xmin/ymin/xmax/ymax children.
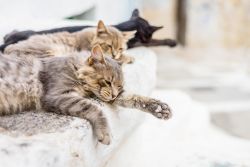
<box><xmin>0</xmin><ymin>9</ymin><xmax>177</xmax><ymax>52</ymax></box>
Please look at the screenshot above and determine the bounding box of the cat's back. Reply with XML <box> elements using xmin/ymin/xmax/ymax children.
<box><xmin>0</xmin><ymin>54</ymin><xmax>41</xmax><ymax>76</ymax></box>
<box><xmin>4</xmin><ymin>31</ymin><xmax>78</xmax><ymax>57</ymax></box>
<box><xmin>41</xmin><ymin>51</ymin><xmax>89</xmax><ymax>78</ymax></box>
<box><xmin>31</xmin><ymin>32</ymin><xmax>77</xmax><ymax>46</ymax></box>
<box><xmin>0</xmin><ymin>55</ymin><xmax>43</xmax><ymax>114</ymax></box>
<box><xmin>7</xmin><ymin>31</ymin><xmax>75</xmax><ymax>47</ymax></box>
<box><xmin>39</xmin><ymin>52</ymin><xmax>89</xmax><ymax>95</ymax></box>
<box><xmin>42</xmin><ymin>51</ymin><xmax>89</xmax><ymax>73</ymax></box>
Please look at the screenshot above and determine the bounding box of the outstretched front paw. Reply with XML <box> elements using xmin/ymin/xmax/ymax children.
<box><xmin>143</xmin><ymin>99</ymin><xmax>172</xmax><ymax>120</ymax></box>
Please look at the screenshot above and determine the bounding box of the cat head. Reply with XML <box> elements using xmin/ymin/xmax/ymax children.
<box><xmin>91</xmin><ymin>20</ymin><xmax>136</xmax><ymax>61</ymax></box>
<box><xmin>77</xmin><ymin>45</ymin><xmax>124</xmax><ymax>102</ymax></box>
<box><xmin>130</xmin><ymin>9</ymin><xmax>163</xmax><ymax>43</ymax></box>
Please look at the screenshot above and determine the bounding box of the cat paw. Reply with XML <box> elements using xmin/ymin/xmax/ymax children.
<box><xmin>144</xmin><ymin>99</ymin><xmax>172</xmax><ymax>120</ymax></box>
<box><xmin>119</xmin><ymin>55</ymin><xmax>135</xmax><ymax>64</ymax></box>
<box><xmin>95</xmin><ymin>128</ymin><xmax>111</xmax><ymax>145</ymax></box>
<box><xmin>127</xmin><ymin>57</ymin><xmax>135</xmax><ymax>64</ymax></box>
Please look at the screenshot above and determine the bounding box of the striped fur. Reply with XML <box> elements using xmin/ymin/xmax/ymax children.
<box><xmin>0</xmin><ymin>45</ymin><xmax>123</xmax><ymax>145</ymax></box>
<box><xmin>0</xmin><ymin>55</ymin><xmax>43</xmax><ymax>115</ymax></box>
<box><xmin>4</xmin><ymin>21</ymin><xmax>135</xmax><ymax>64</ymax></box>
<box><xmin>0</xmin><ymin>45</ymin><xmax>172</xmax><ymax>145</ymax></box>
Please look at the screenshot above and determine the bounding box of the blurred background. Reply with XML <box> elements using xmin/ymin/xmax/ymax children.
<box><xmin>0</xmin><ymin>0</ymin><xmax>250</xmax><ymax>166</ymax></box>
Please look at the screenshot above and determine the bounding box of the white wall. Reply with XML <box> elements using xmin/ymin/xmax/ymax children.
<box><xmin>0</xmin><ymin>0</ymin><xmax>95</xmax><ymax>20</ymax></box>
<box><xmin>95</xmin><ymin>0</ymin><xmax>142</xmax><ymax>24</ymax></box>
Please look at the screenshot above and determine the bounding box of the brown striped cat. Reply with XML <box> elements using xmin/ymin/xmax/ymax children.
<box><xmin>0</xmin><ymin>45</ymin><xmax>171</xmax><ymax>145</ymax></box>
<box><xmin>4</xmin><ymin>21</ymin><xmax>136</xmax><ymax>64</ymax></box>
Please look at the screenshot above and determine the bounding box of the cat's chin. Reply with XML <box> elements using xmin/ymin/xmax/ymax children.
<box><xmin>98</xmin><ymin>96</ymin><xmax>116</xmax><ymax>103</ymax></box>
<box><xmin>100</xmin><ymin>98</ymin><xmax>113</xmax><ymax>102</ymax></box>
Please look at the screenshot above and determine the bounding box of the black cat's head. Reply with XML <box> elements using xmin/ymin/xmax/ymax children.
<box><xmin>130</xmin><ymin>9</ymin><xmax>163</xmax><ymax>43</ymax></box>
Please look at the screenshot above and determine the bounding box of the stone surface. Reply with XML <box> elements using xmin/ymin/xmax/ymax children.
<box><xmin>211</xmin><ymin>111</ymin><xmax>250</xmax><ymax>140</ymax></box>
<box><xmin>154</xmin><ymin>47</ymin><xmax>250</xmax><ymax>112</ymax></box>
<box><xmin>0</xmin><ymin>47</ymin><xmax>157</xmax><ymax>167</ymax></box>
<box><xmin>0</xmin><ymin>0</ymin><xmax>95</xmax><ymax>20</ymax></box>
<box><xmin>124</xmin><ymin>46</ymin><xmax>250</xmax><ymax>166</ymax></box>
<box><xmin>106</xmin><ymin>90</ymin><xmax>250</xmax><ymax>167</ymax></box>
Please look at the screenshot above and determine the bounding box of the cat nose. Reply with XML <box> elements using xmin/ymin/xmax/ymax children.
<box><xmin>112</xmin><ymin>89</ymin><xmax>119</xmax><ymax>99</ymax></box>
<box><xmin>113</xmin><ymin>52</ymin><xmax>119</xmax><ymax>59</ymax></box>
<box><xmin>112</xmin><ymin>92</ymin><xmax>119</xmax><ymax>99</ymax></box>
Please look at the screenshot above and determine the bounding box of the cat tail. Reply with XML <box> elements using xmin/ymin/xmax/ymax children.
<box><xmin>0</xmin><ymin>30</ymin><xmax>19</xmax><ymax>53</ymax></box>
<box><xmin>0</xmin><ymin>44</ymin><xmax>7</xmax><ymax>53</ymax></box>
<box><xmin>3</xmin><ymin>30</ymin><xmax>19</xmax><ymax>43</ymax></box>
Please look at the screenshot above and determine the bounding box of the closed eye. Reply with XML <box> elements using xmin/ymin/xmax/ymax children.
<box><xmin>107</xmin><ymin>45</ymin><xmax>114</xmax><ymax>56</ymax></box>
<box><xmin>108</xmin><ymin>44</ymin><xmax>112</xmax><ymax>49</ymax></box>
<box><xmin>105</xmin><ymin>80</ymin><xmax>112</xmax><ymax>86</ymax></box>
<box><xmin>118</xmin><ymin>86</ymin><xmax>123</xmax><ymax>91</ymax></box>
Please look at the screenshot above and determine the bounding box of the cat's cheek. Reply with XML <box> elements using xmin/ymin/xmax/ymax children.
<box><xmin>107</xmin><ymin>49</ymin><xmax>113</xmax><ymax>57</ymax></box>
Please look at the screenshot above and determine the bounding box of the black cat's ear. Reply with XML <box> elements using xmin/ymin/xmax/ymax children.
<box><xmin>97</xmin><ymin>20</ymin><xmax>108</xmax><ymax>34</ymax></box>
<box><xmin>151</xmin><ymin>26</ymin><xmax>163</xmax><ymax>33</ymax></box>
<box><xmin>88</xmin><ymin>45</ymin><xmax>106</xmax><ymax>65</ymax></box>
<box><xmin>130</xmin><ymin>9</ymin><xmax>140</xmax><ymax>19</ymax></box>
<box><xmin>122</xmin><ymin>30</ymin><xmax>137</xmax><ymax>41</ymax></box>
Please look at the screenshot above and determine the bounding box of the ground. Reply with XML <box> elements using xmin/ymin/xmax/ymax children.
<box><xmin>106</xmin><ymin>47</ymin><xmax>250</xmax><ymax>167</ymax></box>
<box><xmin>155</xmin><ymin>46</ymin><xmax>250</xmax><ymax>136</ymax></box>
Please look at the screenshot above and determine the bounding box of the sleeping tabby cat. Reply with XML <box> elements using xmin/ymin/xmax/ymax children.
<box><xmin>4</xmin><ymin>21</ymin><xmax>136</xmax><ymax>64</ymax></box>
<box><xmin>0</xmin><ymin>45</ymin><xmax>171</xmax><ymax>145</ymax></box>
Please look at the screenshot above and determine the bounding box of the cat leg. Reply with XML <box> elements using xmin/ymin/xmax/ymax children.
<box><xmin>131</xmin><ymin>39</ymin><xmax>177</xmax><ymax>48</ymax></box>
<box><xmin>42</xmin><ymin>93</ymin><xmax>111</xmax><ymax>145</ymax></box>
<box><xmin>113</xmin><ymin>93</ymin><xmax>172</xmax><ymax>120</ymax></box>
<box><xmin>118</xmin><ymin>54</ymin><xmax>135</xmax><ymax>64</ymax></box>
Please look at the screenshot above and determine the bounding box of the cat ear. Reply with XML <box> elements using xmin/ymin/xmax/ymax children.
<box><xmin>130</xmin><ymin>9</ymin><xmax>140</xmax><ymax>19</ymax></box>
<box><xmin>151</xmin><ymin>25</ymin><xmax>163</xmax><ymax>33</ymax></box>
<box><xmin>97</xmin><ymin>20</ymin><xmax>108</xmax><ymax>34</ymax></box>
<box><xmin>122</xmin><ymin>30</ymin><xmax>136</xmax><ymax>41</ymax></box>
<box><xmin>88</xmin><ymin>45</ymin><xmax>106</xmax><ymax>65</ymax></box>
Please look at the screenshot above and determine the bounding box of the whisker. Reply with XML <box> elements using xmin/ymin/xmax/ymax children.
<box><xmin>110</xmin><ymin>89</ymin><xmax>124</xmax><ymax>104</ymax></box>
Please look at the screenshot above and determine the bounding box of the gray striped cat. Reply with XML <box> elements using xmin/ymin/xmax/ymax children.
<box><xmin>0</xmin><ymin>45</ymin><xmax>171</xmax><ymax>145</ymax></box>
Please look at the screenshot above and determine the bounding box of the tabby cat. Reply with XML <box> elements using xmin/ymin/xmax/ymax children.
<box><xmin>0</xmin><ymin>45</ymin><xmax>171</xmax><ymax>145</ymax></box>
<box><xmin>4</xmin><ymin>21</ymin><xmax>135</xmax><ymax>64</ymax></box>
